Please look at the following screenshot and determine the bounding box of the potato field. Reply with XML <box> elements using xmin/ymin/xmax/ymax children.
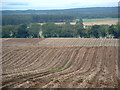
<box><xmin>1</xmin><ymin>38</ymin><xmax>120</xmax><ymax>88</ymax></box>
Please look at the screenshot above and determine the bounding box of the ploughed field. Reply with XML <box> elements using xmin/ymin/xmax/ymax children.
<box><xmin>2</xmin><ymin>38</ymin><xmax>120</xmax><ymax>88</ymax></box>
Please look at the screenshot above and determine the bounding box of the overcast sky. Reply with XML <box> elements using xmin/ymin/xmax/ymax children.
<box><xmin>1</xmin><ymin>0</ymin><xmax>119</xmax><ymax>10</ymax></box>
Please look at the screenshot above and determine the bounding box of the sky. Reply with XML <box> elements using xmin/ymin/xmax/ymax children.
<box><xmin>1</xmin><ymin>0</ymin><xmax>119</xmax><ymax>10</ymax></box>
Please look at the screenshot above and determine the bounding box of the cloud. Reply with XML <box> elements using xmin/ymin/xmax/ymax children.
<box><xmin>2</xmin><ymin>0</ymin><xmax>119</xmax><ymax>10</ymax></box>
<box><xmin>7</xmin><ymin>3</ymin><xmax>28</xmax><ymax>6</ymax></box>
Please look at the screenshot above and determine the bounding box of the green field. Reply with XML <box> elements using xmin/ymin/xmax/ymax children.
<box><xmin>83</xmin><ymin>18</ymin><xmax>118</xmax><ymax>22</ymax></box>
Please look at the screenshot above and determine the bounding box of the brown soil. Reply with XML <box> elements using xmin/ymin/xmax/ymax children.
<box><xmin>1</xmin><ymin>38</ymin><xmax>120</xmax><ymax>88</ymax></box>
<box><xmin>83</xmin><ymin>20</ymin><xmax>118</xmax><ymax>26</ymax></box>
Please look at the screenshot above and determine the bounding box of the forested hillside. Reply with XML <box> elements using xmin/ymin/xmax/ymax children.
<box><xmin>2</xmin><ymin>7</ymin><xmax>118</xmax><ymax>26</ymax></box>
<box><xmin>1</xmin><ymin>7</ymin><xmax>119</xmax><ymax>38</ymax></box>
<box><xmin>2</xmin><ymin>7</ymin><xmax>118</xmax><ymax>18</ymax></box>
<box><xmin>2</xmin><ymin>15</ymin><xmax>74</xmax><ymax>25</ymax></box>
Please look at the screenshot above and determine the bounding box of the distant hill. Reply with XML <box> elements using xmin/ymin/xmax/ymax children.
<box><xmin>2</xmin><ymin>7</ymin><xmax>118</xmax><ymax>19</ymax></box>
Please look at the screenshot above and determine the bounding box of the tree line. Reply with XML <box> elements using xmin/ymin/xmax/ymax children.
<box><xmin>2</xmin><ymin>7</ymin><xmax>118</xmax><ymax>26</ymax></box>
<box><xmin>2</xmin><ymin>7</ymin><xmax>118</xmax><ymax>19</ymax></box>
<box><xmin>2</xmin><ymin>15</ymin><xmax>74</xmax><ymax>26</ymax></box>
<box><xmin>2</xmin><ymin>20</ymin><xmax>120</xmax><ymax>38</ymax></box>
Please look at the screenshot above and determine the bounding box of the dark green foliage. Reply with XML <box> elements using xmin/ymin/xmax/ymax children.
<box><xmin>2</xmin><ymin>24</ymin><xmax>29</xmax><ymax>38</ymax></box>
<box><xmin>86</xmin><ymin>25</ymin><xmax>109</xmax><ymax>38</ymax></box>
<box><xmin>60</xmin><ymin>24</ymin><xmax>78</xmax><ymax>37</ymax></box>
<box><xmin>98</xmin><ymin>25</ymin><xmax>109</xmax><ymax>37</ymax></box>
<box><xmin>42</xmin><ymin>23</ymin><xmax>59</xmax><ymax>37</ymax></box>
<box><xmin>2</xmin><ymin>25</ymin><xmax>17</xmax><ymax>38</ymax></box>
<box><xmin>27</xmin><ymin>24</ymin><xmax>41</xmax><ymax>38</ymax></box>
<box><xmin>2</xmin><ymin>15</ymin><xmax>32</xmax><ymax>25</ymax></box>
<box><xmin>32</xmin><ymin>15</ymin><xmax>74</xmax><ymax>23</ymax></box>
<box><xmin>90</xmin><ymin>25</ymin><xmax>100</xmax><ymax>38</ymax></box>
<box><xmin>2</xmin><ymin>7</ymin><xmax>118</xmax><ymax>26</ymax></box>
<box><xmin>42</xmin><ymin>23</ymin><xmax>83</xmax><ymax>38</ymax></box>
<box><xmin>16</xmin><ymin>24</ymin><xmax>29</xmax><ymax>38</ymax></box>
<box><xmin>2</xmin><ymin>7</ymin><xmax>118</xmax><ymax>19</ymax></box>
<box><xmin>2</xmin><ymin>23</ymin><xmax>119</xmax><ymax>38</ymax></box>
<box><xmin>108</xmin><ymin>25</ymin><xmax>120</xmax><ymax>38</ymax></box>
<box><xmin>118</xmin><ymin>24</ymin><xmax>120</xmax><ymax>38</ymax></box>
<box><xmin>2</xmin><ymin>15</ymin><xmax>74</xmax><ymax>26</ymax></box>
<box><xmin>76</xmin><ymin>19</ymin><xmax>83</xmax><ymax>25</ymax></box>
<box><xmin>0</xmin><ymin>26</ymin><xmax>2</xmax><ymax>38</ymax></box>
<box><xmin>74</xmin><ymin>24</ymin><xmax>84</xmax><ymax>37</ymax></box>
<box><xmin>2</xmin><ymin>26</ymin><xmax>12</xmax><ymax>38</ymax></box>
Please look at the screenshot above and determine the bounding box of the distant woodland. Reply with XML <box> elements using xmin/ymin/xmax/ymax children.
<box><xmin>2</xmin><ymin>7</ymin><xmax>118</xmax><ymax>25</ymax></box>
<box><xmin>2</xmin><ymin>15</ymin><xmax>74</xmax><ymax>26</ymax></box>
<box><xmin>2</xmin><ymin>7</ymin><xmax>118</xmax><ymax>18</ymax></box>
<box><xmin>1</xmin><ymin>7</ymin><xmax>119</xmax><ymax>38</ymax></box>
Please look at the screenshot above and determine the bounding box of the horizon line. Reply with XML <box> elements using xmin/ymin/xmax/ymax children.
<box><xmin>1</xmin><ymin>6</ymin><xmax>118</xmax><ymax>11</ymax></box>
